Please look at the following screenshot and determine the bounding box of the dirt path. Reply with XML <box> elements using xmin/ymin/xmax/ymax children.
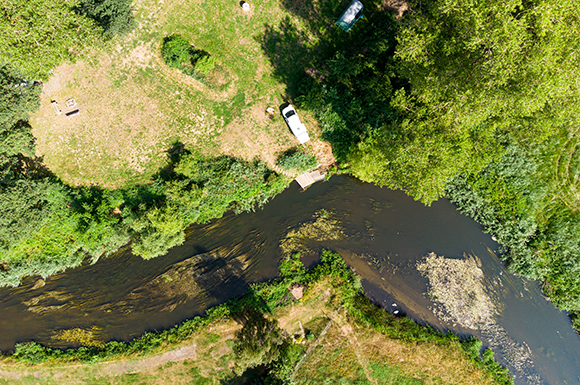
<box><xmin>292</xmin><ymin>305</ymin><xmax>342</xmax><ymax>377</ymax></box>
<box><xmin>337</xmin><ymin>316</ymin><xmax>378</xmax><ymax>385</ymax></box>
<box><xmin>0</xmin><ymin>343</ymin><xmax>198</xmax><ymax>380</ymax></box>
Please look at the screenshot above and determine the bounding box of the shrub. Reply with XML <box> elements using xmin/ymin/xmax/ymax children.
<box><xmin>194</xmin><ymin>55</ymin><xmax>216</xmax><ymax>76</ymax></box>
<box><xmin>276</xmin><ymin>149</ymin><xmax>318</xmax><ymax>173</ymax></box>
<box><xmin>161</xmin><ymin>35</ymin><xmax>197</xmax><ymax>70</ymax></box>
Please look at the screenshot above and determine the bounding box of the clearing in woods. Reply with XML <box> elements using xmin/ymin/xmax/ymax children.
<box><xmin>31</xmin><ymin>0</ymin><xmax>335</xmax><ymax>188</ymax></box>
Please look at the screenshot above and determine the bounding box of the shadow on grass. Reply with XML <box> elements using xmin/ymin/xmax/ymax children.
<box><xmin>258</xmin><ymin>0</ymin><xmax>405</xmax><ymax>162</ymax></box>
<box><xmin>257</xmin><ymin>3</ymin><xmax>402</xmax><ymax>161</ymax></box>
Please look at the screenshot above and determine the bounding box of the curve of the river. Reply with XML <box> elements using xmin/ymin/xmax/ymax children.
<box><xmin>0</xmin><ymin>176</ymin><xmax>579</xmax><ymax>384</ymax></box>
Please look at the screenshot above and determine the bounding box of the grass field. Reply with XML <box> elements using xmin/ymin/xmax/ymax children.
<box><xmin>30</xmin><ymin>0</ymin><xmax>336</xmax><ymax>187</ymax></box>
<box><xmin>0</xmin><ymin>278</ymin><xmax>503</xmax><ymax>384</ymax></box>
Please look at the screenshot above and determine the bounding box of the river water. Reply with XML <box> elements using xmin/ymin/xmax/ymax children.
<box><xmin>0</xmin><ymin>176</ymin><xmax>579</xmax><ymax>384</ymax></box>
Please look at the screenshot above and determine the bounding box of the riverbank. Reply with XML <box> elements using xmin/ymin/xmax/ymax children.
<box><xmin>0</xmin><ymin>251</ymin><xmax>511</xmax><ymax>384</ymax></box>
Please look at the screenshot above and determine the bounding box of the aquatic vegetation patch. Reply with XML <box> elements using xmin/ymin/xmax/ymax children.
<box><xmin>51</xmin><ymin>326</ymin><xmax>104</xmax><ymax>348</ymax></box>
<box><xmin>418</xmin><ymin>253</ymin><xmax>541</xmax><ymax>384</ymax></box>
<box><xmin>22</xmin><ymin>291</ymin><xmax>74</xmax><ymax>314</ymax></box>
<box><xmin>417</xmin><ymin>252</ymin><xmax>497</xmax><ymax>329</ymax></box>
<box><xmin>280</xmin><ymin>210</ymin><xmax>346</xmax><ymax>255</ymax></box>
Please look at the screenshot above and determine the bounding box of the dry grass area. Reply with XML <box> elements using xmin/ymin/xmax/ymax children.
<box><xmin>292</xmin><ymin>279</ymin><xmax>498</xmax><ymax>385</ymax></box>
<box><xmin>31</xmin><ymin>0</ymin><xmax>332</xmax><ymax>188</ymax></box>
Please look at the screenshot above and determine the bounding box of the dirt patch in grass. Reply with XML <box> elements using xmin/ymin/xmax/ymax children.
<box><xmin>32</xmin><ymin>53</ymin><xmax>172</xmax><ymax>188</ymax></box>
<box><xmin>310</xmin><ymin>139</ymin><xmax>336</xmax><ymax>169</ymax></box>
<box><xmin>380</xmin><ymin>0</ymin><xmax>409</xmax><ymax>19</ymax></box>
<box><xmin>219</xmin><ymin>102</ymin><xmax>297</xmax><ymax>165</ymax></box>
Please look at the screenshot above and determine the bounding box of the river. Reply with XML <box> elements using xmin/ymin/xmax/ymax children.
<box><xmin>0</xmin><ymin>176</ymin><xmax>579</xmax><ymax>384</ymax></box>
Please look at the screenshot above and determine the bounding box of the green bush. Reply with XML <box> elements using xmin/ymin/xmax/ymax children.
<box><xmin>276</xmin><ymin>149</ymin><xmax>318</xmax><ymax>173</ymax></box>
<box><xmin>194</xmin><ymin>56</ymin><xmax>216</xmax><ymax>76</ymax></box>
<box><xmin>161</xmin><ymin>35</ymin><xmax>199</xmax><ymax>70</ymax></box>
<box><xmin>160</xmin><ymin>35</ymin><xmax>226</xmax><ymax>88</ymax></box>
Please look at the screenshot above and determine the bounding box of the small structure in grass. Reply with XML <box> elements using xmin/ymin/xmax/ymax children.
<box><xmin>51</xmin><ymin>100</ymin><xmax>62</xmax><ymax>115</ymax></box>
<box><xmin>240</xmin><ymin>1</ymin><xmax>250</xmax><ymax>11</ymax></box>
<box><xmin>65</xmin><ymin>109</ymin><xmax>80</xmax><ymax>118</ymax></box>
<box><xmin>65</xmin><ymin>98</ymin><xmax>77</xmax><ymax>108</ymax></box>
<box><xmin>336</xmin><ymin>0</ymin><xmax>364</xmax><ymax>32</ymax></box>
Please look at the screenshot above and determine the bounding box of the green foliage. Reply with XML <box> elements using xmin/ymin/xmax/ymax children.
<box><xmin>298</xmin><ymin>13</ymin><xmax>399</xmax><ymax>163</ymax></box>
<box><xmin>160</xmin><ymin>35</ymin><xmax>225</xmax><ymax>87</ymax></box>
<box><xmin>276</xmin><ymin>149</ymin><xmax>318</xmax><ymax>173</ymax></box>
<box><xmin>75</xmin><ymin>0</ymin><xmax>136</xmax><ymax>38</ymax></box>
<box><xmin>233</xmin><ymin>310</ymin><xmax>288</xmax><ymax>375</ymax></box>
<box><xmin>461</xmin><ymin>337</ymin><xmax>483</xmax><ymax>360</ymax></box>
<box><xmin>302</xmin><ymin>0</ymin><xmax>580</xmax><ymax>204</ymax></box>
<box><xmin>13</xmin><ymin>341</ymin><xmax>53</xmax><ymax>364</ymax></box>
<box><xmin>0</xmin><ymin>0</ymin><xmax>103</xmax><ymax>80</ymax></box>
<box><xmin>129</xmin><ymin>204</ymin><xmax>187</xmax><ymax>260</ymax></box>
<box><xmin>161</xmin><ymin>35</ymin><xmax>199</xmax><ymax>70</ymax></box>
<box><xmin>279</xmin><ymin>253</ymin><xmax>306</xmax><ymax>282</ymax></box>
<box><xmin>194</xmin><ymin>56</ymin><xmax>216</xmax><ymax>76</ymax></box>
<box><xmin>396</xmin><ymin>0</ymin><xmax>580</xmax><ymax>141</ymax></box>
<box><xmin>0</xmin><ymin>65</ymin><xmax>41</xmax><ymax>128</ymax></box>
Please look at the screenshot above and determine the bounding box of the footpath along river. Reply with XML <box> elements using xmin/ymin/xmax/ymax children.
<box><xmin>0</xmin><ymin>176</ymin><xmax>579</xmax><ymax>384</ymax></box>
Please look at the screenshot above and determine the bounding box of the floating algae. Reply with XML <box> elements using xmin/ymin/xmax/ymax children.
<box><xmin>51</xmin><ymin>326</ymin><xmax>104</xmax><ymax>348</ymax></box>
<box><xmin>417</xmin><ymin>253</ymin><xmax>541</xmax><ymax>384</ymax></box>
<box><xmin>280</xmin><ymin>210</ymin><xmax>345</xmax><ymax>255</ymax></box>
<box><xmin>417</xmin><ymin>252</ymin><xmax>497</xmax><ymax>329</ymax></box>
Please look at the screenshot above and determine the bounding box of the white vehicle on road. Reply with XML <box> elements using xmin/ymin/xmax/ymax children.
<box><xmin>282</xmin><ymin>104</ymin><xmax>310</xmax><ymax>144</ymax></box>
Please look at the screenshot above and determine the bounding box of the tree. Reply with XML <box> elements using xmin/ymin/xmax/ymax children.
<box><xmin>0</xmin><ymin>0</ymin><xmax>102</xmax><ymax>80</ymax></box>
<box><xmin>350</xmin><ymin>0</ymin><xmax>580</xmax><ymax>204</ymax></box>
<box><xmin>75</xmin><ymin>0</ymin><xmax>136</xmax><ymax>39</ymax></box>
<box><xmin>233</xmin><ymin>310</ymin><xmax>287</xmax><ymax>375</ymax></box>
<box><xmin>0</xmin><ymin>65</ymin><xmax>41</xmax><ymax>128</ymax></box>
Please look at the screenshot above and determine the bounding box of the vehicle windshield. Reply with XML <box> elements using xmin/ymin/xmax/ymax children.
<box><xmin>284</xmin><ymin>110</ymin><xmax>296</xmax><ymax>118</ymax></box>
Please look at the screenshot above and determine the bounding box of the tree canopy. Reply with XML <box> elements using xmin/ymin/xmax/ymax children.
<box><xmin>348</xmin><ymin>0</ymin><xmax>580</xmax><ymax>203</ymax></box>
<box><xmin>0</xmin><ymin>0</ymin><xmax>103</xmax><ymax>80</ymax></box>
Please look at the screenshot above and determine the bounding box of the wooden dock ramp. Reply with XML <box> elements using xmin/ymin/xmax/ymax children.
<box><xmin>295</xmin><ymin>170</ymin><xmax>325</xmax><ymax>189</ymax></box>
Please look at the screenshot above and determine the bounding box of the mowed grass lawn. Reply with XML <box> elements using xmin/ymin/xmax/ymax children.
<box><xmin>30</xmin><ymin>0</ymin><xmax>335</xmax><ymax>187</ymax></box>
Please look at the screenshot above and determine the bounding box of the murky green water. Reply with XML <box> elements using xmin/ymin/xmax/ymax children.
<box><xmin>0</xmin><ymin>176</ymin><xmax>579</xmax><ymax>384</ymax></box>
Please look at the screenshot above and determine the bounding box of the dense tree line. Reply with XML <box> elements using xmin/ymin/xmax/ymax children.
<box><xmin>446</xmin><ymin>138</ymin><xmax>580</xmax><ymax>328</ymax></box>
<box><xmin>291</xmin><ymin>0</ymin><xmax>580</xmax><ymax>324</ymax></box>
